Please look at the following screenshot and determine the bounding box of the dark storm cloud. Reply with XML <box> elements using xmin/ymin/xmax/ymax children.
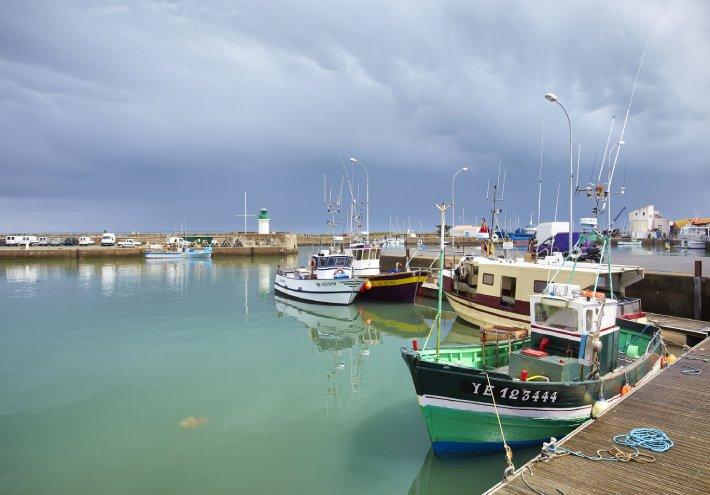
<box><xmin>0</xmin><ymin>0</ymin><xmax>708</xmax><ymax>232</ymax></box>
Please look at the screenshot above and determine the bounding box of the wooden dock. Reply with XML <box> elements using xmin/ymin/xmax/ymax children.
<box><xmin>486</xmin><ymin>337</ymin><xmax>710</xmax><ymax>495</ymax></box>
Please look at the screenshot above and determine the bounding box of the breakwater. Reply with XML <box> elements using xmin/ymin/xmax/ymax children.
<box><xmin>0</xmin><ymin>232</ymin><xmax>298</xmax><ymax>259</ymax></box>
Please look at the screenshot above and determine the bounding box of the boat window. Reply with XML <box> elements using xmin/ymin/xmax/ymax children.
<box><xmin>365</xmin><ymin>249</ymin><xmax>372</xmax><ymax>260</ymax></box>
<box><xmin>534</xmin><ymin>303</ymin><xmax>579</xmax><ymax>332</ymax></box>
<box><xmin>317</xmin><ymin>257</ymin><xmax>327</xmax><ymax>269</ymax></box>
<box><xmin>501</xmin><ymin>276</ymin><xmax>516</xmax><ymax>306</ymax></box>
<box><xmin>336</xmin><ymin>257</ymin><xmax>346</xmax><ymax>266</ymax></box>
<box><xmin>354</xmin><ymin>250</ymin><xmax>362</xmax><ymax>261</ymax></box>
<box><xmin>482</xmin><ymin>273</ymin><xmax>494</xmax><ymax>285</ymax></box>
<box><xmin>326</xmin><ymin>257</ymin><xmax>336</xmax><ymax>267</ymax></box>
<box><xmin>375</xmin><ymin>248</ymin><xmax>381</xmax><ymax>258</ymax></box>
<box><xmin>533</xmin><ymin>280</ymin><xmax>547</xmax><ymax>293</ymax></box>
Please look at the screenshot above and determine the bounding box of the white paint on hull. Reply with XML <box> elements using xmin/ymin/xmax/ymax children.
<box><xmin>273</xmin><ymin>274</ymin><xmax>363</xmax><ymax>305</ymax></box>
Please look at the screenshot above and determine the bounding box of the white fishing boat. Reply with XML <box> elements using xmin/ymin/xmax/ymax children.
<box><xmin>617</xmin><ymin>239</ymin><xmax>642</xmax><ymax>246</ymax></box>
<box><xmin>274</xmin><ymin>249</ymin><xmax>364</xmax><ymax>305</ymax></box>
<box><xmin>678</xmin><ymin>224</ymin><xmax>708</xmax><ymax>249</ymax></box>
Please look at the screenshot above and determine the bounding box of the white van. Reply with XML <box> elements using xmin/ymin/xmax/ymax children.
<box><xmin>79</xmin><ymin>236</ymin><xmax>95</xmax><ymax>246</ymax></box>
<box><xmin>36</xmin><ymin>236</ymin><xmax>48</xmax><ymax>246</ymax></box>
<box><xmin>5</xmin><ymin>235</ymin><xmax>18</xmax><ymax>246</ymax></box>
<box><xmin>101</xmin><ymin>232</ymin><xmax>116</xmax><ymax>246</ymax></box>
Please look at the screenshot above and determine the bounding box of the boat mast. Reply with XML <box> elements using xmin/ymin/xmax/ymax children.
<box><xmin>537</xmin><ymin>115</ymin><xmax>545</xmax><ymax>227</ymax></box>
<box><xmin>435</xmin><ymin>202</ymin><xmax>451</xmax><ymax>357</ymax></box>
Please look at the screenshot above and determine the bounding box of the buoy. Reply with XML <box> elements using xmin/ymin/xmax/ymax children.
<box><xmin>519</xmin><ymin>369</ymin><xmax>528</xmax><ymax>381</ymax></box>
<box><xmin>620</xmin><ymin>382</ymin><xmax>632</xmax><ymax>396</ymax></box>
<box><xmin>364</xmin><ymin>280</ymin><xmax>372</xmax><ymax>290</ymax></box>
<box><xmin>666</xmin><ymin>353</ymin><xmax>677</xmax><ymax>365</ymax></box>
<box><xmin>412</xmin><ymin>339</ymin><xmax>419</xmax><ymax>351</ymax></box>
<box><xmin>591</xmin><ymin>394</ymin><xmax>609</xmax><ymax>418</ymax></box>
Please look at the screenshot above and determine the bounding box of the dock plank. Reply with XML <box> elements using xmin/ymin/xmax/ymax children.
<box><xmin>487</xmin><ymin>338</ymin><xmax>710</xmax><ymax>495</ymax></box>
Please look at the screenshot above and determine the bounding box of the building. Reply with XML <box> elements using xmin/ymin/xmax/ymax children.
<box><xmin>452</xmin><ymin>225</ymin><xmax>478</xmax><ymax>237</ymax></box>
<box><xmin>258</xmin><ymin>208</ymin><xmax>270</xmax><ymax>234</ymax></box>
<box><xmin>629</xmin><ymin>205</ymin><xmax>670</xmax><ymax>239</ymax></box>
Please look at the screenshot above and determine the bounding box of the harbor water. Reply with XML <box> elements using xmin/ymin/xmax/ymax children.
<box><xmin>0</xmin><ymin>251</ymin><xmax>536</xmax><ymax>495</ymax></box>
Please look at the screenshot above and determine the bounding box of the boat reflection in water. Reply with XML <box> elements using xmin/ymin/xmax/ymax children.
<box><xmin>408</xmin><ymin>446</ymin><xmax>539</xmax><ymax>495</ymax></box>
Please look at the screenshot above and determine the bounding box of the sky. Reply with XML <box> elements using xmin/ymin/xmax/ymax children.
<box><xmin>1</xmin><ymin>0</ymin><xmax>708</xmax><ymax>234</ymax></box>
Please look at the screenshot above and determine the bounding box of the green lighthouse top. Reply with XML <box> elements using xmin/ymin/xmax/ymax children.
<box><xmin>258</xmin><ymin>208</ymin><xmax>269</xmax><ymax>220</ymax></box>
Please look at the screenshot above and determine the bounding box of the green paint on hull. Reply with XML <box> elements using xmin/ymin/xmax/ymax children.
<box><xmin>421</xmin><ymin>405</ymin><xmax>585</xmax><ymax>446</ymax></box>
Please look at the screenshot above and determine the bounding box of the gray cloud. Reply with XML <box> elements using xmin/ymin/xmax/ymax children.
<box><xmin>1</xmin><ymin>0</ymin><xmax>708</xmax><ymax>233</ymax></box>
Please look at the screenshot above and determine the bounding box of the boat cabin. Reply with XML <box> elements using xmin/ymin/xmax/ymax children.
<box><xmin>347</xmin><ymin>243</ymin><xmax>381</xmax><ymax>276</ymax></box>
<box><xmin>508</xmin><ymin>284</ymin><xmax>620</xmax><ymax>382</ymax></box>
<box><xmin>310</xmin><ymin>249</ymin><xmax>353</xmax><ymax>279</ymax></box>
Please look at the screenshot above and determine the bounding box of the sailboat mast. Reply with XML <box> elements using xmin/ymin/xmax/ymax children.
<box><xmin>537</xmin><ymin>115</ymin><xmax>545</xmax><ymax>226</ymax></box>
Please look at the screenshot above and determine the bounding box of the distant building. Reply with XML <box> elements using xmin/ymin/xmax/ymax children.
<box><xmin>629</xmin><ymin>205</ymin><xmax>670</xmax><ymax>239</ymax></box>
<box><xmin>258</xmin><ymin>208</ymin><xmax>270</xmax><ymax>234</ymax></box>
<box><xmin>452</xmin><ymin>225</ymin><xmax>478</xmax><ymax>237</ymax></box>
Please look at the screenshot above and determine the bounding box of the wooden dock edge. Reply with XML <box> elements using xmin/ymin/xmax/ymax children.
<box><xmin>483</xmin><ymin>336</ymin><xmax>710</xmax><ymax>495</ymax></box>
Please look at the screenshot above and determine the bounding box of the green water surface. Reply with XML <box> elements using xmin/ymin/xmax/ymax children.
<box><xmin>0</xmin><ymin>254</ymin><xmax>535</xmax><ymax>494</ymax></box>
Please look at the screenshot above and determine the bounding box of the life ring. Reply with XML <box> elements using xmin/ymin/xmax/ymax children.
<box><xmin>581</xmin><ymin>289</ymin><xmax>605</xmax><ymax>300</ymax></box>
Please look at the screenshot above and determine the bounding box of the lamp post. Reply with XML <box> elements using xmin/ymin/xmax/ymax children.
<box><xmin>349</xmin><ymin>157</ymin><xmax>369</xmax><ymax>242</ymax></box>
<box><xmin>451</xmin><ymin>166</ymin><xmax>469</xmax><ymax>248</ymax></box>
<box><xmin>545</xmin><ymin>92</ymin><xmax>574</xmax><ymax>252</ymax></box>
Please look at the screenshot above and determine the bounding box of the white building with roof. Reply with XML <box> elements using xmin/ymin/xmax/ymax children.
<box><xmin>629</xmin><ymin>205</ymin><xmax>670</xmax><ymax>239</ymax></box>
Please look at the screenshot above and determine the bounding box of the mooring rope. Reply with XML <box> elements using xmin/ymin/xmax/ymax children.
<box><xmin>482</xmin><ymin>371</ymin><xmax>516</xmax><ymax>480</ymax></box>
<box><xmin>613</xmin><ymin>428</ymin><xmax>674</xmax><ymax>452</ymax></box>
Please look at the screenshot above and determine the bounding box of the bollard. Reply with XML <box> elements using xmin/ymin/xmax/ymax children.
<box><xmin>694</xmin><ymin>260</ymin><xmax>702</xmax><ymax>320</ymax></box>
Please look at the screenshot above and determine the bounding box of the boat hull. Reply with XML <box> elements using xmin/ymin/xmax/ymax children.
<box><xmin>445</xmin><ymin>290</ymin><xmax>531</xmax><ymax>330</ymax></box>
<box><xmin>359</xmin><ymin>270</ymin><xmax>430</xmax><ymax>303</ymax></box>
<box><xmin>401</xmin><ymin>332</ymin><xmax>663</xmax><ymax>455</ymax></box>
<box><xmin>145</xmin><ymin>249</ymin><xmax>212</xmax><ymax>259</ymax></box>
<box><xmin>273</xmin><ymin>273</ymin><xmax>363</xmax><ymax>305</ymax></box>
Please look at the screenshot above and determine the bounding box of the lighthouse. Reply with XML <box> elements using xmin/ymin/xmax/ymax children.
<box><xmin>258</xmin><ymin>208</ymin><xmax>270</xmax><ymax>234</ymax></box>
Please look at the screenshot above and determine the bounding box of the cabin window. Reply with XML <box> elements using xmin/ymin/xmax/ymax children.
<box><xmin>336</xmin><ymin>257</ymin><xmax>346</xmax><ymax>266</ymax></box>
<box><xmin>326</xmin><ymin>257</ymin><xmax>336</xmax><ymax>268</ymax></box>
<box><xmin>469</xmin><ymin>266</ymin><xmax>479</xmax><ymax>287</ymax></box>
<box><xmin>354</xmin><ymin>250</ymin><xmax>362</xmax><ymax>261</ymax></box>
<box><xmin>533</xmin><ymin>280</ymin><xmax>547</xmax><ymax>293</ymax></box>
<box><xmin>534</xmin><ymin>303</ymin><xmax>579</xmax><ymax>332</ymax></box>
<box><xmin>482</xmin><ymin>273</ymin><xmax>494</xmax><ymax>285</ymax></box>
<box><xmin>364</xmin><ymin>249</ymin><xmax>371</xmax><ymax>260</ymax></box>
<box><xmin>501</xmin><ymin>276</ymin><xmax>516</xmax><ymax>306</ymax></box>
<box><xmin>317</xmin><ymin>258</ymin><xmax>325</xmax><ymax>269</ymax></box>
<box><xmin>375</xmin><ymin>248</ymin><xmax>381</xmax><ymax>258</ymax></box>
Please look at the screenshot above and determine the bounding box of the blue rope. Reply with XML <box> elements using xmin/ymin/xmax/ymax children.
<box><xmin>613</xmin><ymin>428</ymin><xmax>673</xmax><ymax>453</ymax></box>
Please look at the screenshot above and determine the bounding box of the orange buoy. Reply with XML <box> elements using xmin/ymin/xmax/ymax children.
<box><xmin>620</xmin><ymin>382</ymin><xmax>632</xmax><ymax>396</ymax></box>
<box><xmin>666</xmin><ymin>353</ymin><xmax>677</xmax><ymax>365</ymax></box>
<box><xmin>364</xmin><ymin>280</ymin><xmax>372</xmax><ymax>290</ymax></box>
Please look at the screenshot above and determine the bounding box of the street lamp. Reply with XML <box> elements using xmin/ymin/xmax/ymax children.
<box><xmin>545</xmin><ymin>92</ymin><xmax>574</xmax><ymax>252</ymax></box>
<box><xmin>349</xmin><ymin>157</ymin><xmax>369</xmax><ymax>241</ymax></box>
<box><xmin>451</xmin><ymin>166</ymin><xmax>469</xmax><ymax>248</ymax></box>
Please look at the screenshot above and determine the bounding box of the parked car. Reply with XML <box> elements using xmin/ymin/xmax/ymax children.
<box><xmin>101</xmin><ymin>232</ymin><xmax>116</xmax><ymax>246</ymax></box>
<box><xmin>63</xmin><ymin>237</ymin><xmax>79</xmax><ymax>246</ymax></box>
<box><xmin>118</xmin><ymin>239</ymin><xmax>142</xmax><ymax>248</ymax></box>
<box><xmin>48</xmin><ymin>238</ymin><xmax>63</xmax><ymax>246</ymax></box>
<box><xmin>78</xmin><ymin>236</ymin><xmax>94</xmax><ymax>246</ymax></box>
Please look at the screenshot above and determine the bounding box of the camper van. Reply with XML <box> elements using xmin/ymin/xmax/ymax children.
<box><xmin>36</xmin><ymin>236</ymin><xmax>48</xmax><ymax>246</ymax></box>
<box><xmin>101</xmin><ymin>232</ymin><xmax>116</xmax><ymax>246</ymax></box>
<box><xmin>5</xmin><ymin>235</ymin><xmax>19</xmax><ymax>246</ymax></box>
<box><xmin>78</xmin><ymin>236</ymin><xmax>95</xmax><ymax>246</ymax></box>
<box><xmin>18</xmin><ymin>236</ymin><xmax>39</xmax><ymax>245</ymax></box>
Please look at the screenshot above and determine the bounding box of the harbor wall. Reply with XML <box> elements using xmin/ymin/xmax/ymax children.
<box><xmin>0</xmin><ymin>233</ymin><xmax>298</xmax><ymax>259</ymax></box>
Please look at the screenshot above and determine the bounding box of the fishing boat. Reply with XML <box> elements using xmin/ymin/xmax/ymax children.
<box><xmin>144</xmin><ymin>245</ymin><xmax>212</xmax><ymax>259</ymax></box>
<box><xmin>347</xmin><ymin>242</ymin><xmax>430</xmax><ymax>303</ymax></box>
<box><xmin>401</xmin><ymin>281</ymin><xmax>663</xmax><ymax>455</ymax></box>
<box><xmin>617</xmin><ymin>239</ymin><xmax>642</xmax><ymax>246</ymax></box>
<box><xmin>678</xmin><ymin>223</ymin><xmax>709</xmax><ymax>249</ymax></box>
<box><xmin>274</xmin><ymin>249</ymin><xmax>364</xmax><ymax>305</ymax></box>
<box><xmin>444</xmin><ymin>253</ymin><xmax>644</xmax><ymax>331</ymax></box>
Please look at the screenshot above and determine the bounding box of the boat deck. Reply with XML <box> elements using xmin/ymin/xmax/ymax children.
<box><xmin>486</xmin><ymin>337</ymin><xmax>710</xmax><ymax>495</ymax></box>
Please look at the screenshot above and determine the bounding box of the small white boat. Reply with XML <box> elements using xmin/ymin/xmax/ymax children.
<box><xmin>274</xmin><ymin>249</ymin><xmax>364</xmax><ymax>305</ymax></box>
<box><xmin>617</xmin><ymin>239</ymin><xmax>642</xmax><ymax>246</ymax></box>
<box><xmin>678</xmin><ymin>224</ymin><xmax>709</xmax><ymax>249</ymax></box>
<box><xmin>145</xmin><ymin>246</ymin><xmax>212</xmax><ymax>259</ymax></box>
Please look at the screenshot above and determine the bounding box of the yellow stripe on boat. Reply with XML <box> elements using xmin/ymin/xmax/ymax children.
<box><xmin>368</xmin><ymin>275</ymin><xmax>428</xmax><ymax>287</ymax></box>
